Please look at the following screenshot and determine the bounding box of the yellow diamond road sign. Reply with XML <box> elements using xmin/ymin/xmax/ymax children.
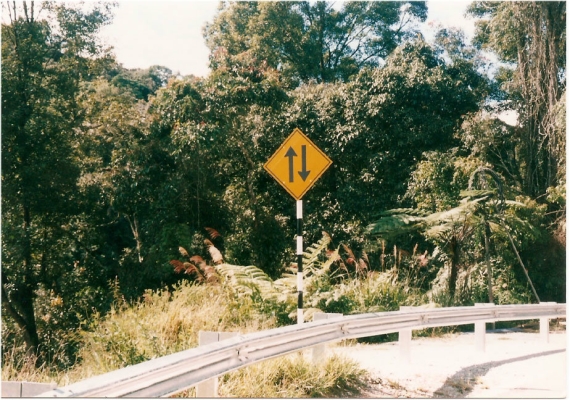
<box><xmin>264</xmin><ymin>128</ymin><xmax>332</xmax><ymax>200</ymax></box>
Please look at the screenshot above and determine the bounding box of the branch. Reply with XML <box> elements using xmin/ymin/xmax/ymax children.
<box><xmin>1</xmin><ymin>282</ymin><xmax>29</xmax><ymax>335</ymax></box>
<box><xmin>124</xmin><ymin>214</ymin><xmax>144</xmax><ymax>263</ymax></box>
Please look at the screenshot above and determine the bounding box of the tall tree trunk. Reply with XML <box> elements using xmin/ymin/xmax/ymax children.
<box><xmin>484</xmin><ymin>221</ymin><xmax>494</xmax><ymax>304</ymax></box>
<box><xmin>513</xmin><ymin>2</ymin><xmax>565</xmax><ymax>197</ymax></box>
<box><xmin>448</xmin><ymin>237</ymin><xmax>460</xmax><ymax>300</ymax></box>
<box><xmin>17</xmin><ymin>203</ymin><xmax>40</xmax><ymax>356</ymax></box>
<box><xmin>1</xmin><ymin>282</ymin><xmax>39</xmax><ymax>357</ymax></box>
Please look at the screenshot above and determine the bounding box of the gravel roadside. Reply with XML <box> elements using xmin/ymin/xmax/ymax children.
<box><xmin>330</xmin><ymin>329</ymin><xmax>566</xmax><ymax>398</ymax></box>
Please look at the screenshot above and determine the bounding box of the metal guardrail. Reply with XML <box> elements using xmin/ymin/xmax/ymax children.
<box><xmin>40</xmin><ymin>303</ymin><xmax>565</xmax><ymax>397</ymax></box>
<box><xmin>2</xmin><ymin>381</ymin><xmax>57</xmax><ymax>397</ymax></box>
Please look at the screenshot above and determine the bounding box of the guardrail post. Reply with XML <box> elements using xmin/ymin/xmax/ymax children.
<box><xmin>474</xmin><ymin>303</ymin><xmax>494</xmax><ymax>352</ymax></box>
<box><xmin>312</xmin><ymin>313</ymin><xmax>343</xmax><ymax>363</ymax></box>
<box><xmin>540</xmin><ymin>302</ymin><xmax>556</xmax><ymax>343</ymax></box>
<box><xmin>399</xmin><ymin>306</ymin><xmax>414</xmax><ymax>363</ymax></box>
<box><xmin>196</xmin><ymin>331</ymin><xmax>239</xmax><ymax>397</ymax></box>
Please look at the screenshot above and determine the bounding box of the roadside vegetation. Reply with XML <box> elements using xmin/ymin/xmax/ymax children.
<box><xmin>2</xmin><ymin>1</ymin><xmax>565</xmax><ymax>396</ymax></box>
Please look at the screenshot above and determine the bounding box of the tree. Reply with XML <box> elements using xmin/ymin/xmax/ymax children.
<box><xmin>466</xmin><ymin>167</ymin><xmax>541</xmax><ymax>304</ymax></box>
<box><xmin>467</xmin><ymin>1</ymin><xmax>566</xmax><ymax>198</ymax></box>
<box><xmin>110</xmin><ymin>65</ymin><xmax>173</xmax><ymax>101</ymax></box>
<box><xmin>368</xmin><ymin>166</ymin><xmax>544</xmax><ymax>303</ymax></box>
<box><xmin>1</xmin><ymin>1</ymin><xmax>115</xmax><ymax>356</ymax></box>
<box><xmin>404</xmin><ymin>149</ymin><xmax>478</xmax><ymax>213</ymax></box>
<box><xmin>304</xmin><ymin>38</ymin><xmax>486</xmax><ymax>225</ymax></box>
<box><xmin>204</xmin><ymin>1</ymin><xmax>427</xmax><ymax>85</ymax></box>
<box><xmin>145</xmin><ymin>55</ymin><xmax>290</xmax><ymax>277</ymax></box>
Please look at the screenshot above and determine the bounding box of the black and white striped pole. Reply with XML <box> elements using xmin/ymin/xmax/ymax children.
<box><xmin>296</xmin><ymin>199</ymin><xmax>304</xmax><ymax>324</ymax></box>
<box><xmin>263</xmin><ymin>128</ymin><xmax>332</xmax><ymax>325</ymax></box>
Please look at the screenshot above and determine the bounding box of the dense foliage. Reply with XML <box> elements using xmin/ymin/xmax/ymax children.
<box><xmin>2</xmin><ymin>0</ymin><xmax>565</xmax><ymax>380</ymax></box>
<box><xmin>204</xmin><ymin>1</ymin><xmax>428</xmax><ymax>85</ymax></box>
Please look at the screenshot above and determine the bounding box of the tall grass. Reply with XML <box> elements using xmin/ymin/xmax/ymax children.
<box><xmin>218</xmin><ymin>353</ymin><xmax>368</xmax><ymax>398</ymax></box>
<box><xmin>2</xmin><ymin>280</ymin><xmax>372</xmax><ymax>397</ymax></box>
<box><xmin>72</xmin><ymin>281</ymin><xmax>277</xmax><ymax>378</ymax></box>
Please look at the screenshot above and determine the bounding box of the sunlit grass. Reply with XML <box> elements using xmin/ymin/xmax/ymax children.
<box><xmin>2</xmin><ymin>280</ymin><xmax>371</xmax><ymax>397</ymax></box>
<box><xmin>172</xmin><ymin>353</ymin><xmax>369</xmax><ymax>398</ymax></box>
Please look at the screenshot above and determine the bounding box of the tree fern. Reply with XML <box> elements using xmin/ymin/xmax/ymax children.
<box><xmin>366</xmin><ymin>208</ymin><xmax>428</xmax><ymax>237</ymax></box>
<box><xmin>215</xmin><ymin>264</ymin><xmax>274</xmax><ymax>297</ymax></box>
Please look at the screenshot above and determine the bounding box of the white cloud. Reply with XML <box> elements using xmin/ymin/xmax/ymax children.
<box><xmin>424</xmin><ymin>1</ymin><xmax>475</xmax><ymax>42</ymax></box>
<box><xmin>100</xmin><ymin>1</ymin><xmax>219</xmax><ymax>77</ymax></box>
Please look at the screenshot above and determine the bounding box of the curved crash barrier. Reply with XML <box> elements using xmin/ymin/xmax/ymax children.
<box><xmin>38</xmin><ymin>303</ymin><xmax>565</xmax><ymax>397</ymax></box>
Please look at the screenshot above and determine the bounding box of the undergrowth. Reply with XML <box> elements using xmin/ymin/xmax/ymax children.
<box><xmin>218</xmin><ymin>353</ymin><xmax>368</xmax><ymax>398</ymax></box>
<box><xmin>2</xmin><ymin>232</ymin><xmax>538</xmax><ymax>392</ymax></box>
<box><xmin>171</xmin><ymin>353</ymin><xmax>368</xmax><ymax>398</ymax></box>
<box><xmin>2</xmin><ymin>280</ymin><xmax>372</xmax><ymax>397</ymax></box>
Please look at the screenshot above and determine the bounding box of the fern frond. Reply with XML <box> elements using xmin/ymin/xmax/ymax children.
<box><xmin>488</xmin><ymin>221</ymin><xmax>502</xmax><ymax>233</ymax></box>
<box><xmin>326</xmin><ymin>249</ymin><xmax>339</xmax><ymax>260</ymax></box>
<box><xmin>311</xmin><ymin>247</ymin><xmax>340</xmax><ymax>279</ymax></box>
<box><xmin>460</xmin><ymin>189</ymin><xmax>495</xmax><ymax>199</ymax></box>
<box><xmin>372</xmin><ymin>208</ymin><xmax>427</xmax><ymax>218</ymax></box>
<box><xmin>302</xmin><ymin>233</ymin><xmax>331</xmax><ymax>272</ymax></box>
<box><xmin>205</xmin><ymin>227</ymin><xmax>222</xmax><ymax>240</ymax></box>
<box><xmin>504</xmin><ymin>200</ymin><xmax>527</xmax><ymax>207</ymax></box>
<box><xmin>424</xmin><ymin>197</ymin><xmax>486</xmax><ymax>226</ymax></box>
<box><xmin>215</xmin><ymin>264</ymin><xmax>275</xmax><ymax>297</ymax></box>
<box><xmin>273</xmin><ymin>274</ymin><xmax>297</xmax><ymax>294</ymax></box>
<box><xmin>366</xmin><ymin>210</ymin><xmax>427</xmax><ymax>237</ymax></box>
<box><xmin>424</xmin><ymin>223</ymin><xmax>454</xmax><ymax>239</ymax></box>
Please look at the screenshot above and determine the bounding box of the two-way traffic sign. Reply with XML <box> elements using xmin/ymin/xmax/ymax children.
<box><xmin>264</xmin><ymin>128</ymin><xmax>332</xmax><ymax>200</ymax></box>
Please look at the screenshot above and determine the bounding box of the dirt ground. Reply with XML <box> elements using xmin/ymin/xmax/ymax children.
<box><xmin>330</xmin><ymin>326</ymin><xmax>567</xmax><ymax>398</ymax></box>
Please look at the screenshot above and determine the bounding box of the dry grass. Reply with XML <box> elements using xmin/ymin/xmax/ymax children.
<box><xmin>1</xmin><ymin>350</ymin><xmax>56</xmax><ymax>383</ymax></box>
<box><xmin>217</xmin><ymin>353</ymin><xmax>368</xmax><ymax>398</ymax></box>
<box><xmin>67</xmin><ymin>282</ymin><xmax>276</xmax><ymax>380</ymax></box>
<box><xmin>3</xmin><ymin>281</ymin><xmax>371</xmax><ymax>398</ymax></box>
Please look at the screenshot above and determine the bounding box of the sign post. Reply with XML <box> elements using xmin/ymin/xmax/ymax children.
<box><xmin>264</xmin><ymin>128</ymin><xmax>332</xmax><ymax>323</ymax></box>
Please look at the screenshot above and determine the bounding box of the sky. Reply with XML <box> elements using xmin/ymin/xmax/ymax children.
<box><xmin>100</xmin><ymin>1</ymin><xmax>476</xmax><ymax>78</ymax></box>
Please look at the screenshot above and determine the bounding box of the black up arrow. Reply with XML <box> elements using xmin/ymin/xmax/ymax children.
<box><xmin>285</xmin><ymin>147</ymin><xmax>297</xmax><ymax>182</ymax></box>
<box><xmin>298</xmin><ymin>145</ymin><xmax>311</xmax><ymax>181</ymax></box>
